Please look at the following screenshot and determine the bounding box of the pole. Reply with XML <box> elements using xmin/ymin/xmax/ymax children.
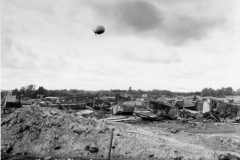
<box><xmin>108</xmin><ymin>128</ymin><xmax>114</xmax><ymax>160</ymax></box>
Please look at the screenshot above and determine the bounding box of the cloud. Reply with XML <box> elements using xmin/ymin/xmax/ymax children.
<box><xmin>1</xmin><ymin>58</ymin><xmax>38</xmax><ymax>70</ymax></box>
<box><xmin>14</xmin><ymin>43</ymin><xmax>38</xmax><ymax>59</ymax></box>
<box><xmin>160</xmin><ymin>14</ymin><xmax>224</xmax><ymax>45</ymax></box>
<box><xmin>1</xmin><ymin>36</ymin><xmax>38</xmax><ymax>63</ymax></box>
<box><xmin>117</xmin><ymin>1</ymin><xmax>162</xmax><ymax>31</ymax></box>
<box><xmin>1</xmin><ymin>0</ymin><xmax>239</xmax><ymax>91</ymax></box>
<box><xmin>41</xmin><ymin>57</ymin><xmax>69</xmax><ymax>71</ymax></box>
<box><xmin>78</xmin><ymin>66</ymin><xmax>105</xmax><ymax>75</ymax></box>
<box><xmin>1</xmin><ymin>36</ymin><xmax>14</xmax><ymax>60</ymax></box>
<box><xmin>6</xmin><ymin>0</ymin><xmax>55</xmax><ymax>15</ymax></box>
<box><xmin>140</xmin><ymin>52</ymin><xmax>181</xmax><ymax>64</ymax></box>
<box><xmin>121</xmin><ymin>51</ymin><xmax>181</xmax><ymax>64</ymax></box>
<box><xmin>84</xmin><ymin>0</ymin><xmax>227</xmax><ymax>45</ymax></box>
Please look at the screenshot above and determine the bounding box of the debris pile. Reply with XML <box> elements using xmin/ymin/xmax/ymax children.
<box><xmin>146</xmin><ymin>96</ymin><xmax>240</xmax><ymax>124</ymax></box>
<box><xmin>1</xmin><ymin>105</ymin><xmax>111</xmax><ymax>159</ymax></box>
<box><xmin>218</xmin><ymin>153</ymin><xmax>240</xmax><ymax>160</ymax></box>
<box><xmin>2</xmin><ymin>105</ymin><xmax>240</xmax><ymax>159</ymax></box>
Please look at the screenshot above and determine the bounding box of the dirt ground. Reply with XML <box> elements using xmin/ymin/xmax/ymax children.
<box><xmin>130</xmin><ymin>120</ymin><xmax>240</xmax><ymax>153</ymax></box>
<box><xmin>132</xmin><ymin>120</ymin><xmax>240</xmax><ymax>134</ymax></box>
<box><xmin>1</xmin><ymin>105</ymin><xmax>240</xmax><ymax>160</ymax></box>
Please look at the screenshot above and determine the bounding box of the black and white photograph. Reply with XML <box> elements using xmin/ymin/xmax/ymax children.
<box><xmin>1</xmin><ymin>0</ymin><xmax>240</xmax><ymax>159</ymax></box>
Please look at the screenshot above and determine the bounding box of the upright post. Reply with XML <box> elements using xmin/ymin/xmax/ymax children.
<box><xmin>108</xmin><ymin>128</ymin><xmax>114</xmax><ymax>160</ymax></box>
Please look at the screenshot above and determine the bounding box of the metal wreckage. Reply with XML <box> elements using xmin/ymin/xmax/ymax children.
<box><xmin>2</xmin><ymin>92</ymin><xmax>240</xmax><ymax>123</ymax></box>
<box><xmin>2</xmin><ymin>92</ymin><xmax>240</xmax><ymax>160</ymax></box>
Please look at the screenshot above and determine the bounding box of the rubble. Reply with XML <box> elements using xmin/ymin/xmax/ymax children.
<box><xmin>170</xmin><ymin>128</ymin><xmax>179</xmax><ymax>133</ymax></box>
<box><xmin>103</xmin><ymin>115</ymin><xmax>141</xmax><ymax>123</ymax></box>
<box><xmin>133</xmin><ymin>110</ymin><xmax>159</xmax><ymax>121</ymax></box>
<box><xmin>2</xmin><ymin>91</ymin><xmax>240</xmax><ymax>160</ymax></box>
<box><xmin>218</xmin><ymin>153</ymin><xmax>240</xmax><ymax>160</ymax></box>
<box><xmin>111</xmin><ymin>101</ymin><xmax>137</xmax><ymax>115</ymax></box>
<box><xmin>1</xmin><ymin>105</ymin><xmax>111</xmax><ymax>159</ymax></box>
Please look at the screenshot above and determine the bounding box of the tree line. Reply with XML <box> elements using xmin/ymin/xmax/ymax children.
<box><xmin>2</xmin><ymin>84</ymin><xmax>240</xmax><ymax>99</ymax></box>
<box><xmin>201</xmin><ymin>87</ymin><xmax>240</xmax><ymax>97</ymax></box>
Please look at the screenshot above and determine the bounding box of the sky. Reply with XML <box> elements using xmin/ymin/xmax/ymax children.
<box><xmin>1</xmin><ymin>0</ymin><xmax>240</xmax><ymax>92</ymax></box>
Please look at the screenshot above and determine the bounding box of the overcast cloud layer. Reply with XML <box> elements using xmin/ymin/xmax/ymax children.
<box><xmin>1</xmin><ymin>0</ymin><xmax>240</xmax><ymax>92</ymax></box>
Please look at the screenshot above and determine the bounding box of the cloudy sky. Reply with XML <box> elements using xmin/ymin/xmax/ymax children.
<box><xmin>1</xmin><ymin>0</ymin><xmax>240</xmax><ymax>92</ymax></box>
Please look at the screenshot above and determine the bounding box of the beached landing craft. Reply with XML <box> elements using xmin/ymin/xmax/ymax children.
<box><xmin>93</xmin><ymin>25</ymin><xmax>105</xmax><ymax>36</ymax></box>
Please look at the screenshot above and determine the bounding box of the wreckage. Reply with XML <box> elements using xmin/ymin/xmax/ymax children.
<box><xmin>2</xmin><ymin>102</ymin><xmax>240</xmax><ymax>159</ymax></box>
<box><xmin>112</xmin><ymin>101</ymin><xmax>145</xmax><ymax>115</ymax></box>
<box><xmin>177</xmin><ymin>97</ymin><xmax>240</xmax><ymax>123</ymax></box>
<box><xmin>2</xmin><ymin>91</ymin><xmax>240</xmax><ymax>123</ymax></box>
<box><xmin>1</xmin><ymin>94</ymin><xmax>22</xmax><ymax>114</ymax></box>
<box><xmin>135</xmin><ymin>96</ymin><xmax>240</xmax><ymax>122</ymax></box>
<box><xmin>2</xmin><ymin>92</ymin><xmax>240</xmax><ymax>160</ymax></box>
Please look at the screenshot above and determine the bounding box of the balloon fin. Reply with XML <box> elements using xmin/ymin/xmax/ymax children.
<box><xmin>93</xmin><ymin>30</ymin><xmax>97</xmax><ymax>36</ymax></box>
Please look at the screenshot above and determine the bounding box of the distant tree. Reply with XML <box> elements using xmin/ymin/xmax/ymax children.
<box><xmin>201</xmin><ymin>88</ymin><xmax>211</xmax><ymax>97</ymax></box>
<box><xmin>161</xmin><ymin>90</ymin><xmax>174</xmax><ymax>97</ymax></box>
<box><xmin>112</xmin><ymin>89</ymin><xmax>121</xmax><ymax>93</ymax></box>
<box><xmin>24</xmin><ymin>90</ymin><xmax>34</xmax><ymax>98</ymax></box>
<box><xmin>194</xmin><ymin>91</ymin><xmax>201</xmax><ymax>96</ymax></box>
<box><xmin>236</xmin><ymin>88</ymin><xmax>240</xmax><ymax>95</ymax></box>
<box><xmin>209</xmin><ymin>88</ymin><xmax>216</xmax><ymax>97</ymax></box>
<box><xmin>26</xmin><ymin>84</ymin><xmax>36</xmax><ymax>91</ymax></box>
<box><xmin>31</xmin><ymin>91</ymin><xmax>39</xmax><ymax>99</ymax></box>
<box><xmin>69</xmin><ymin>89</ymin><xmax>78</xmax><ymax>94</ymax></box>
<box><xmin>12</xmin><ymin>88</ymin><xmax>19</xmax><ymax>95</ymax></box>
<box><xmin>128</xmin><ymin>86</ymin><xmax>132</xmax><ymax>94</ymax></box>
<box><xmin>1</xmin><ymin>91</ymin><xmax>10</xmax><ymax>99</ymax></box>
<box><xmin>201</xmin><ymin>87</ymin><xmax>235</xmax><ymax>97</ymax></box>
<box><xmin>38</xmin><ymin>86</ymin><xmax>48</xmax><ymax>96</ymax></box>
<box><xmin>224</xmin><ymin>87</ymin><xmax>234</xmax><ymax>95</ymax></box>
<box><xmin>19</xmin><ymin>87</ymin><xmax>26</xmax><ymax>95</ymax></box>
<box><xmin>216</xmin><ymin>88</ymin><xmax>223</xmax><ymax>96</ymax></box>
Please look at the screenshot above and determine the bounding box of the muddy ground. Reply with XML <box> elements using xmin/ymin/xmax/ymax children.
<box><xmin>1</xmin><ymin>105</ymin><xmax>240</xmax><ymax>160</ymax></box>
<box><xmin>133</xmin><ymin>120</ymin><xmax>240</xmax><ymax>134</ymax></box>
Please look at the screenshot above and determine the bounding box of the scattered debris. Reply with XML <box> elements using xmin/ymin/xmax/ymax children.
<box><xmin>85</xmin><ymin>145</ymin><xmax>99</xmax><ymax>153</ymax></box>
<box><xmin>104</xmin><ymin>115</ymin><xmax>141</xmax><ymax>123</ymax></box>
<box><xmin>133</xmin><ymin>110</ymin><xmax>158</xmax><ymax>121</ymax></box>
<box><xmin>218</xmin><ymin>153</ymin><xmax>240</xmax><ymax>160</ymax></box>
<box><xmin>2</xmin><ymin>93</ymin><xmax>240</xmax><ymax>160</ymax></box>
<box><xmin>170</xmin><ymin>128</ymin><xmax>179</xmax><ymax>133</ymax></box>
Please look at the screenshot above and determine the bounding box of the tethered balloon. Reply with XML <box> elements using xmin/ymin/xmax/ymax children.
<box><xmin>93</xmin><ymin>25</ymin><xmax>105</xmax><ymax>36</ymax></box>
